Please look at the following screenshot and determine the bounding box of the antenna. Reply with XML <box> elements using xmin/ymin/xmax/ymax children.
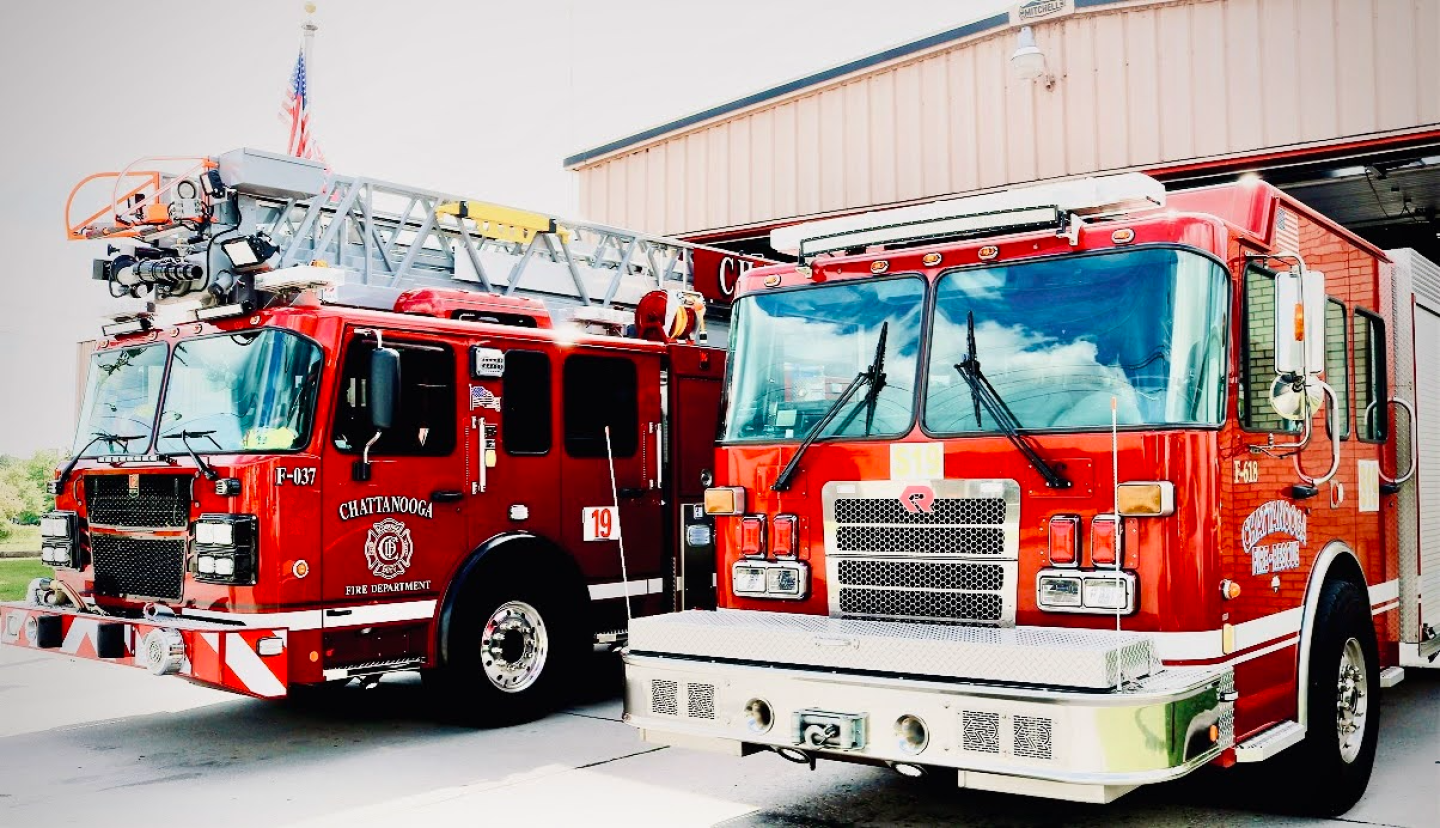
<box><xmin>604</xmin><ymin>426</ymin><xmax>633</xmax><ymax>626</ymax></box>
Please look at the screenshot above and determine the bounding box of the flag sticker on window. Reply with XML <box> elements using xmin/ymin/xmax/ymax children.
<box><xmin>470</xmin><ymin>385</ymin><xmax>501</xmax><ymax>411</ymax></box>
<box><xmin>583</xmin><ymin>506</ymin><xmax>621</xmax><ymax>541</ymax></box>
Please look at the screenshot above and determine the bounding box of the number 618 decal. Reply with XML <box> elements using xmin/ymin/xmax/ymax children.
<box><xmin>582</xmin><ymin>506</ymin><xmax>621</xmax><ymax>541</ymax></box>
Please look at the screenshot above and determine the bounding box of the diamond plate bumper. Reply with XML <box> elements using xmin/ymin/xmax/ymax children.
<box><xmin>624</xmin><ymin>611</ymin><xmax>1232</xmax><ymax>800</ymax></box>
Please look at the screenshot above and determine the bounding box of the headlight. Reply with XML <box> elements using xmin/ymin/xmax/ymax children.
<box><xmin>731</xmin><ymin>559</ymin><xmax>809</xmax><ymax>600</ymax></box>
<box><xmin>1038</xmin><ymin>575</ymin><xmax>1082</xmax><ymax>607</ymax></box>
<box><xmin>193</xmin><ymin>514</ymin><xmax>258</xmax><ymax>585</ymax></box>
<box><xmin>38</xmin><ymin>512</ymin><xmax>80</xmax><ymax>569</ymax></box>
<box><xmin>1037</xmin><ymin>569</ymin><xmax>1137</xmax><ymax>614</ymax></box>
<box><xmin>733</xmin><ymin>564</ymin><xmax>767</xmax><ymax>596</ymax></box>
<box><xmin>1082</xmin><ymin>576</ymin><xmax>1131</xmax><ymax>610</ymax></box>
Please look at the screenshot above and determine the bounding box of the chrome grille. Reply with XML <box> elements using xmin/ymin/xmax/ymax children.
<box><xmin>839</xmin><ymin>588</ymin><xmax>1002</xmax><ymax>622</ymax></box>
<box><xmin>833</xmin><ymin>497</ymin><xmax>1005</xmax><ymax>525</ymax></box>
<box><xmin>837</xmin><ymin>560</ymin><xmax>1004</xmax><ymax>591</ymax></box>
<box><xmin>835</xmin><ymin>526</ymin><xmax>1005</xmax><ymax>555</ymax></box>
<box><xmin>85</xmin><ymin>474</ymin><xmax>191</xmax><ymax>528</ymax></box>
<box><xmin>825</xmin><ymin>479</ymin><xmax>1019</xmax><ymax>626</ymax></box>
<box><xmin>90</xmin><ymin>535</ymin><xmax>186</xmax><ymax>600</ymax></box>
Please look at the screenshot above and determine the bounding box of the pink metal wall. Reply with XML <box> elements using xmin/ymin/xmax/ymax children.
<box><xmin>573</xmin><ymin>0</ymin><xmax>1440</xmax><ymax>238</ymax></box>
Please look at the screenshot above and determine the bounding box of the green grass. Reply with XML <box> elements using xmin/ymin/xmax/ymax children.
<box><xmin>0</xmin><ymin>557</ymin><xmax>50</xmax><ymax>602</ymax></box>
<box><xmin>0</xmin><ymin>525</ymin><xmax>40</xmax><ymax>554</ymax></box>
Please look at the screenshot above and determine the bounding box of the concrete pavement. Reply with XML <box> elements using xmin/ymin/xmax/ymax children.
<box><xmin>1</xmin><ymin>642</ymin><xmax>1435</xmax><ymax>827</ymax></box>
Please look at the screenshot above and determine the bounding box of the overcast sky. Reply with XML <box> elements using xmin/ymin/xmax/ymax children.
<box><xmin>0</xmin><ymin>0</ymin><xmax>1009</xmax><ymax>456</ymax></box>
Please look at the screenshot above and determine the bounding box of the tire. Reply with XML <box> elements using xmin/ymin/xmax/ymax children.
<box><xmin>1287</xmin><ymin>578</ymin><xmax>1380</xmax><ymax>816</ymax></box>
<box><xmin>429</xmin><ymin>564</ymin><xmax>586</xmax><ymax>726</ymax></box>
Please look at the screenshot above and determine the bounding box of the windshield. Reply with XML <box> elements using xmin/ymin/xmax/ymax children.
<box><xmin>73</xmin><ymin>343</ymin><xmax>168</xmax><ymax>456</ymax></box>
<box><xmin>722</xmin><ymin>277</ymin><xmax>925</xmax><ymax>442</ymax></box>
<box><xmin>925</xmin><ymin>247</ymin><xmax>1229</xmax><ymax>433</ymax></box>
<box><xmin>155</xmin><ymin>330</ymin><xmax>324</xmax><ymax>454</ymax></box>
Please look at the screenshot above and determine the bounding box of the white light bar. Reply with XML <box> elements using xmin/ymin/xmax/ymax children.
<box><xmin>254</xmin><ymin>265</ymin><xmax>345</xmax><ymax>293</ymax></box>
<box><xmin>799</xmin><ymin>206</ymin><xmax>1060</xmax><ymax>261</ymax></box>
<box><xmin>771</xmin><ymin>172</ymin><xmax>1166</xmax><ymax>256</ymax></box>
<box><xmin>194</xmin><ymin>303</ymin><xmax>250</xmax><ymax>323</ymax></box>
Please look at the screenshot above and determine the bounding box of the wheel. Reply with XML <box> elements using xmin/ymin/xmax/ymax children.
<box><xmin>1287</xmin><ymin>578</ymin><xmax>1380</xmax><ymax>816</ymax></box>
<box><xmin>430</xmin><ymin>567</ymin><xmax>585</xmax><ymax>725</ymax></box>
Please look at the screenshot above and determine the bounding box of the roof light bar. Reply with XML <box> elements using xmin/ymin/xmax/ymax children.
<box><xmin>798</xmin><ymin>206</ymin><xmax>1061</xmax><ymax>263</ymax></box>
<box><xmin>772</xmin><ymin>173</ymin><xmax>1166</xmax><ymax>261</ymax></box>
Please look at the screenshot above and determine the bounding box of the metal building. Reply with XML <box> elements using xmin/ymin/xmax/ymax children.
<box><xmin>564</xmin><ymin>0</ymin><xmax>1439</xmax><ymax>261</ymax></box>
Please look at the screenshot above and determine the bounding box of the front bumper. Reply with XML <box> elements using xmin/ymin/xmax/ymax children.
<box><xmin>623</xmin><ymin>611</ymin><xmax>1234</xmax><ymax>804</ymax></box>
<box><xmin>0</xmin><ymin>602</ymin><xmax>289</xmax><ymax>698</ymax></box>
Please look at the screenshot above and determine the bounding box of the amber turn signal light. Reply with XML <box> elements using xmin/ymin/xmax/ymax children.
<box><xmin>1116</xmin><ymin>481</ymin><xmax>1175</xmax><ymax>516</ymax></box>
<box><xmin>703</xmin><ymin>487</ymin><xmax>745</xmax><ymax>516</ymax></box>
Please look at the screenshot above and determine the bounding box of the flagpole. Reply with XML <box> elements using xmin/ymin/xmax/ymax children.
<box><xmin>301</xmin><ymin>3</ymin><xmax>317</xmax><ymax>88</ymax></box>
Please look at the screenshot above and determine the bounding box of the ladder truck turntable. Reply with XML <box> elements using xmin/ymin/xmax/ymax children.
<box><xmin>2</xmin><ymin>148</ymin><xmax>769</xmax><ymax>721</ymax></box>
<box><xmin>624</xmin><ymin>173</ymin><xmax>1439</xmax><ymax>813</ymax></box>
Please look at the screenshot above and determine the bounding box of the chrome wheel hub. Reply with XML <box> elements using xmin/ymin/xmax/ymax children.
<box><xmin>480</xmin><ymin>600</ymin><xmax>549</xmax><ymax>693</ymax></box>
<box><xmin>1335</xmin><ymin>637</ymin><xmax>1369</xmax><ymax>764</ymax></box>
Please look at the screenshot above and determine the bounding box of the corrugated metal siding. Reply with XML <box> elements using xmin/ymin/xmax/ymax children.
<box><xmin>575</xmin><ymin>0</ymin><xmax>1440</xmax><ymax>237</ymax></box>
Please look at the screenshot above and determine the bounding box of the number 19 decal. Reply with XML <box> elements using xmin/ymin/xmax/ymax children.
<box><xmin>583</xmin><ymin>506</ymin><xmax>621</xmax><ymax>541</ymax></box>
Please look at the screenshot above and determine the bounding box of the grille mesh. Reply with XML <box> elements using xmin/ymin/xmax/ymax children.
<box><xmin>1013</xmin><ymin>715</ymin><xmax>1054</xmax><ymax>760</ymax></box>
<box><xmin>837</xmin><ymin>559</ymin><xmax>1004</xmax><ymax>591</ymax></box>
<box><xmin>962</xmin><ymin>711</ymin><xmax>1000</xmax><ymax>754</ymax></box>
<box><xmin>834</xmin><ymin>497</ymin><xmax>1005</xmax><ymax>525</ymax></box>
<box><xmin>85</xmin><ymin>474</ymin><xmax>191</xmax><ymax>528</ymax></box>
<box><xmin>686</xmin><ymin>683</ymin><xmax>716</xmax><ymax>719</ymax></box>
<box><xmin>836</xmin><ymin>526</ymin><xmax>1005</xmax><ymax>555</ymax></box>
<box><xmin>839</xmin><ymin>588</ymin><xmax>1002</xmax><ymax>622</ymax></box>
<box><xmin>651</xmin><ymin>679</ymin><xmax>679</xmax><ymax>716</ymax></box>
<box><xmin>90</xmin><ymin>535</ymin><xmax>186</xmax><ymax>600</ymax></box>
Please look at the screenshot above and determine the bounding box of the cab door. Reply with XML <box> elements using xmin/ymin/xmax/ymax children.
<box><xmin>319</xmin><ymin>328</ymin><xmax>468</xmax><ymax>664</ymax></box>
<box><xmin>558</xmin><ymin>349</ymin><xmax>666</xmax><ymax>619</ymax></box>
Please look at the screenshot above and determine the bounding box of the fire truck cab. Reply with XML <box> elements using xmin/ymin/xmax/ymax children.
<box><xmin>2</xmin><ymin>149</ymin><xmax>759</xmax><ymax>722</ymax></box>
<box><xmin>622</xmin><ymin>173</ymin><xmax>1435</xmax><ymax>814</ymax></box>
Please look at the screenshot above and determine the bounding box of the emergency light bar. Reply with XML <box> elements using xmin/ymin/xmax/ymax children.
<box><xmin>798</xmin><ymin>206</ymin><xmax>1062</xmax><ymax>262</ymax></box>
<box><xmin>772</xmin><ymin>173</ymin><xmax>1166</xmax><ymax>262</ymax></box>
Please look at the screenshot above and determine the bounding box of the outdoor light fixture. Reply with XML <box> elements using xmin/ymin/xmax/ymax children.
<box><xmin>220</xmin><ymin>234</ymin><xmax>279</xmax><ymax>271</ymax></box>
<box><xmin>1010</xmin><ymin>26</ymin><xmax>1053</xmax><ymax>86</ymax></box>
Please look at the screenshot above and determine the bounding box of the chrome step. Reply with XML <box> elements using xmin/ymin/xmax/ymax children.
<box><xmin>1234</xmin><ymin>720</ymin><xmax>1305</xmax><ymax>763</ymax></box>
<box><xmin>1379</xmin><ymin>666</ymin><xmax>1405</xmax><ymax>688</ymax></box>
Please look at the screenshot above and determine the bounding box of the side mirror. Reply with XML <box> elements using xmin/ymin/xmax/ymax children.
<box><xmin>354</xmin><ymin>346</ymin><xmax>400</xmax><ymax>482</ymax></box>
<box><xmin>369</xmin><ymin>347</ymin><xmax>400</xmax><ymax>430</ymax></box>
<box><xmin>1273</xmin><ymin>266</ymin><xmax>1325</xmax><ymax>376</ymax></box>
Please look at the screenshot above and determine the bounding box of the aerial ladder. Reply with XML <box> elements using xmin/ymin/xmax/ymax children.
<box><xmin>65</xmin><ymin>148</ymin><xmax>763</xmax><ymax>339</ymax></box>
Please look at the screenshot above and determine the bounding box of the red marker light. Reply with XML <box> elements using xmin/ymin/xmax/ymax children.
<box><xmin>772</xmin><ymin>514</ymin><xmax>798</xmax><ymax>558</ymax></box>
<box><xmin>740</xmin><ymin>516</ymin><xmax>766</xmax><ymax>558</ymax></box>
<box><xmin>1091</xmin><ymin>515</ymin><xmax>1121</xmax><ymax>566</ymax></box>
<box><xmin>1048</xmin><ymin>516</ymin><xmax>1079</xmax><ymax>566</ymax></box>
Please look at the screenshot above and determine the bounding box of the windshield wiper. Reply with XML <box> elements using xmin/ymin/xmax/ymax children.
<box><xmin>162</xmin><ymin>429</ymin><xmax>221</xmax><ymax>481</ymax></box>
<box><xmin>773</xmin><ymin>322</ymin><xmax>888</xmax><ymax>493</ymax></box>
<box><xmin>953</xmin><ymin>311</ymin><xmax>1070</xmax><ymax>489</ymax></box>
<box><xmin>52</xmin><ymin>431</ymin><xmax>145</xmax><ymax>492</ymax></box>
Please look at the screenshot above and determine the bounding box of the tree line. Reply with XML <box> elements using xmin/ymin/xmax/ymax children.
<box><xmin>0</xmin><ymin>451</ymin><xmax>59</xmax><ymax>540</ymax></box>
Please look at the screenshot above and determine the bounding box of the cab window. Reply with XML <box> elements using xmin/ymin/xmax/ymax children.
<box><xmin>332</xmin><ymin>337</ymin><xmax>456</xmax><ymax>456</ymax></box>
<box><xmin>563</xmin><ymin>355</ymin><xmax>638</xmax><ymax>458</ymax></box>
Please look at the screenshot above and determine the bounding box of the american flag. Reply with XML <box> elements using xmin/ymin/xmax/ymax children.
<box><xmin>281</xmin><ymin>48</ymin><xmax>325</xmax><ymax>162</ymax></box>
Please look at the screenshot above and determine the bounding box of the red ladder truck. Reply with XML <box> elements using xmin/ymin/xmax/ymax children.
<box><xmin>1</xmin><ymin>149</ymin><xmax>768</xmax><ymax>722</ymax></box>
<box><xmin>621</xmin><ymin>173</ymin><xmax>1437</xmax><ymax>814</ymax></box>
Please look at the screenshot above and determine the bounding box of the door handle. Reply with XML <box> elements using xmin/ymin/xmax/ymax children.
<box><xmin>618</xmin><ymin>487</ymin><xmax>647</xmax><ymax>500</ymax></box>
<box><xmin>431</xmin><ymin>489</ymin><xmax>464</xmax><ymax>503</ymax></box>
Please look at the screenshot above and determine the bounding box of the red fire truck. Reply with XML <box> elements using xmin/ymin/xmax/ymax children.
<box><xmin>622</xmin><ymin>173</ymin><xmax>1438</xmax><ymax>814</ymax></box>
<box><xmin>1</xmin><ymin>149</ymin><xmax>766</xmax><ymax>722</ymax></box>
